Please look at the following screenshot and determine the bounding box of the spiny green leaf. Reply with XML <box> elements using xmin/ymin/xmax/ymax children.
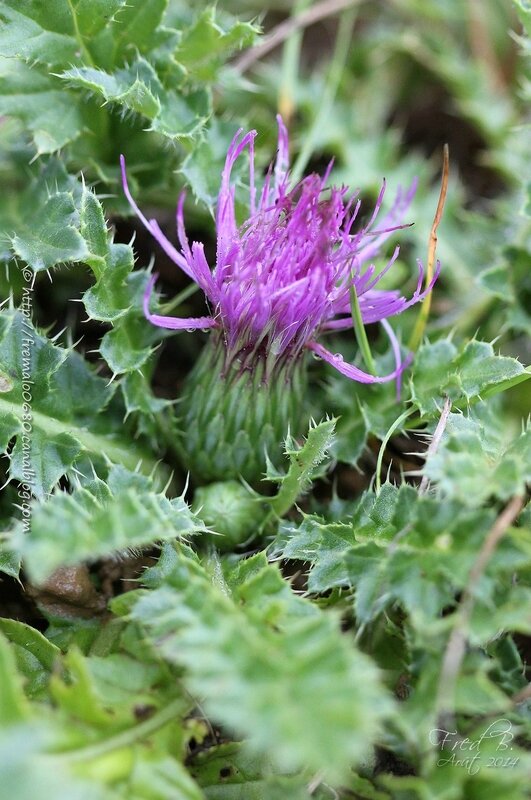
<box><xmin>61</xmin><ymin>58</ymin><xmax>211</xmax><ymax>141</ymax></box>
<box><xmin>1</xmin><ymin>161</ymin><xmax>157</xmax><ymax>376</ymax></box>
<box><xmin>479</xmin><ymin>245</ymin><xmax>531</xmax><ymax>336</ymax></box>
<box><xmin>272</xmin><ymin>483</ymin><xmax>417</xmax><ymax>593</ymax></box>
<box><xmin>424</xmin><ymin>411</ymin><xmax>531</xmax><ymax>506</ymax></box>
<box><xmin>0</xmin><ymin>310</ymin><xmax>155</xmax><ymax>495</ymax></box>
<box><xmin>410</xmin><ymin>338</ymin><xmax>525</xmax><ymax>416</ymax></box>
<box><xmin>273</xmin><ymin>486</ymin><xmax>531</xmax><ymax>630</ymax></box>
<box><xmin>0</xmin><ymin>411</ymin><xmax>21</xmax><ymax>452</ymax></box>
<box><xmin>131</xmin><ymin>548</ymin><xmax>389</xmax><ymax>782</ymax></box>
<box><xmin>478</xmin><ymin>264</ymin><xmax>513</xmax><ymax>299</ymax></box>
<box><xmin>175</xmin><ymin>7</ymin><xmax>257</xmax><ymax>81</ymax></box>
<box><xmin>9</xmin><ymin>429</ymin><xmax>81</xmax><ymax>498</ymax></box>
<box><xmin>78</xmin><ymin>186</ymin><xmax>109</xmax><ymax>277</ymax></box>
<box><xmin>108</xmin><ymin>0</ymin><xmax>169</xmax><ymax>60</ymax></box>
<box><xmin>149</xmin><ymin>87</ymin><xmax>211</xmax><ymax>140</ymax></box>
<box><xmin>0</xmin><ymin>4</ymin><xmax>80</xmax><ymax>68</ymax></box>
<box><xmin>1</xmin><ymin>159</ymin><xmax>89</xmax><ymax>270</ymax></box>
<box><xmin>82</xmin><ymin>244</ymin><xmax>136</xmax><ymax>322</ymax></box>
<box><xmin>73</xmin><ymin>0</ymin><xmax>127</xmax><ymax>39</ymax></box>
<box><xmin>120</xmin><ymin>372</ymin><xmax>171</xmax><ymax>418</ymax></box>
<box><xmin>62</xmin><ymin>60</ymin><xmax>162</xmax><ymax>119</ymax></box>
<box><xmin>17</xmin><ymin>464</ymin><xmax>206</xmax><ymax>583</ymax></box>
<box><xmin>85</xmin><ymin>653</ymin><xmax>163</xmax><ymax>707</ymax></box>
<box><xmin>0</xmin><ymin>0</ymin><xmax>161</xmax><ymax>72</ymax></box>
<box><xmin>10</xmin><ymin>192</ymin><xmax>87</xmax><ymax>272</ymax></box>
<box><xmin>269</xmin><ymin>418</ymin><xmax>336</xmax><ymax>517</ymax></box>
<box><xmin>99</xmin><ymin>312</ymin><xmax>156</xmax><ymax>373</ymax></box>
<box><xmin>0</xmin><ymin>58</ymin><xmax>83</xmax><ymax>154</ymax></box>
<box><xmin>0</xmin><ymin>0</ymin><xmax>225</xmax><ymax>168</ymax></box>
<box><xmin>49</xmin><ymin>646</ymin><xmax>181</xmax><ymax>729</ymax></box>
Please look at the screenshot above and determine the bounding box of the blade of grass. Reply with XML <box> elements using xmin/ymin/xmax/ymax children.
<box><xmin>375</xmin><ymin>406</ymin><xmax>417</xmax><ymax>494</ymax></box>
<box><xmin>408</xmin><ymin>144</ymin><xmax>450</xmax><ymax>352</ymax></box>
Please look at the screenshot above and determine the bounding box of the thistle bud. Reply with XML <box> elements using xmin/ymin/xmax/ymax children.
<box><xmin>178</xmin><ymin>339</ymin><xmax>305</xmax><ymax>483</ymax></box>
<box><xmin>193</xmin><ymin>480</ymin><xmax>263</xmax><ymax>550</ymax></box>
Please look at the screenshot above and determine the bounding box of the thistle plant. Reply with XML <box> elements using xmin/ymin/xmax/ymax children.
<box><xmin>122</xmin><ymin>117</ymin><xmax>438</xmax><ymax>481</ymax></box>
<box><xmin>1</xmin><ymin>1</ymin><xmax>530</xmax><ymax>796</ymax></box>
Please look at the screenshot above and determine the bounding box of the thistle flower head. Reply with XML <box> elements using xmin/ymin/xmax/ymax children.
<box><xmin>121</xmin><ymin>117</ymin><xmax>438</xmax><ymax>384</ymax></box>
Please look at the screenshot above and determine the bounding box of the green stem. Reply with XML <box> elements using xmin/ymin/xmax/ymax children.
<box><xmin>375</xmin><ymin>407</ymin><xmax>417</xmax><ymax>494</ymax></box>
<box><xmin>66</xmin><ymin>0</ymin><xmax>96</xmax><ymax>67</ymax></box>
<box><xmin>52</xmin><ymin>697</ymin><xmax>183</xmax><ymax>763</ymax></box>
<box><xmin>350</xmin><ymin>277</ymin><xmax>376</xmax><ymax>374</ymax></box>
<box><xmin>0</xmin><ymin>397</ymin><xmax>156</xmax><ymax>475</ymax></box>
<box><xmin>290</xmin><ymin>7</ymin><xmax>357</xmax><ymax>183</ymax></box>
<box><xmin>159</xmin><ymin>282</ymin><xmax>200</xmax><ymax>315</ymax></box>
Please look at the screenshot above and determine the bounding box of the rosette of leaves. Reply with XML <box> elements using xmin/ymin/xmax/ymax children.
<box><xmin>0</xmin><ymin>0</ymin><xmax>257</xmax><ymax>167</ymax></box>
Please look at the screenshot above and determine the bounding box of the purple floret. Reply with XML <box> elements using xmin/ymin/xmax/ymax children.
<box><xmin>121</xmin><ymin>116</ymin><xmax>439</xmax><ymax>384</ymax></box>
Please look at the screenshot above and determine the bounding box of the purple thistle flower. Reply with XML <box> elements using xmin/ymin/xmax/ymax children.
<box><xmin>120</xmin><ymin>117</ymin><xmax>439</xmax><ymax>385</ymax></box>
